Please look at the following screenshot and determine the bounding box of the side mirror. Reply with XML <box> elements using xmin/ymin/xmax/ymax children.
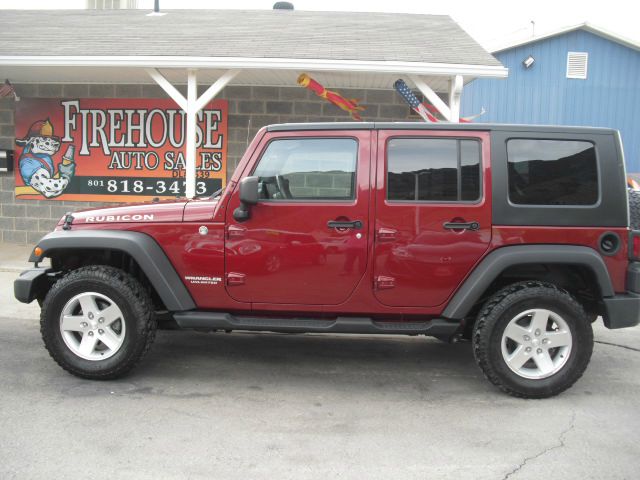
<box><xmin>233</xmin><ymin>176</ymin><xmax>259</xmax><ymax>222</ymax></box>
<box><xmin>239</xmin><ymin>176</ymin><xmax>259</xmax><ymax>205</ymax></box>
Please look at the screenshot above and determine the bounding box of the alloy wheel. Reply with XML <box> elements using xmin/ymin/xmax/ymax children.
<box><xmin>59</xmin><ymin>292</ymin><xmax>126</xmax><ymax>361</ymax></box>
<box><xmin>501</xmin><ymin>308</ymin><xmax>573</xmax><ymax>379</ymax></box>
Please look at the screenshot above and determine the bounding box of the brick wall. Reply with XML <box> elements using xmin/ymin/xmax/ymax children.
<box><xmin>0</xmin><ymin>83</ymin><xmax>416</xmax><ymax>243</ymax></box>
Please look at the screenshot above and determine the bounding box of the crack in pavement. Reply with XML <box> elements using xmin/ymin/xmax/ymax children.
<box><xmin>501</xmin><ymin>411</ymin><xmax>576</xmax><ymax>480</ymax></box>
<box><xmin>595</xmin><ymin>340</ymin><xmax>640</xmax><ymax>353</ymax></box>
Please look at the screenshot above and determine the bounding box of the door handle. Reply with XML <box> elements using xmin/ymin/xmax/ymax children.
<box><xmin>443</xmin><ymin>221</ymin><xmax>480</xmax><ymax>231</ymax></box>
<box><xmin>327</xmin><ymin>220</ymin><xmax>363</xmax><ymax>230</ymax></box>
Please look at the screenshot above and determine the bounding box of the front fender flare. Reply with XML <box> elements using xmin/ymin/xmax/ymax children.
<box><xmin>442</xmin><ymin>245</ymin><xmax>614</xmax><ymax>320</ymax></box>
<box><xmin>31</xmin><ymin>230</ymin><xmax>195</xmax><ymax>312</ymax></box>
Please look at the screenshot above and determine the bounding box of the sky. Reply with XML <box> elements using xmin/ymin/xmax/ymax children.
<box><xmin>0</xmin><ymin>0</ymin><xmax>638</xmax><ymax>51</ymax></box>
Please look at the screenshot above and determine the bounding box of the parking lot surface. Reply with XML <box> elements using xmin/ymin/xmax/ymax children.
<box><xmin>1</xmin><ymin>270</ymin><xmax>639</xmax><ymax>479</ymax></box>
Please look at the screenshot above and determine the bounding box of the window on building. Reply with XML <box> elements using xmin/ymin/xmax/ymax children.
<box><xmin>253</xmin><ymin>138</ymin><xmax>357</xmax><ymax>200</ymax></box>
<box><xmin>507</xmin><ymin>139</ymin><xmax>598</xmax><ymax>205</ymax></box>
<box><xmin>567</xmin><ymin>52</ymin><xmax>589</xmax><ymax>79</ymax></box>
<box><xmin>387</xmin><ymin>138</ymin><xmax>481</xmax><ymax>202</ymax></box>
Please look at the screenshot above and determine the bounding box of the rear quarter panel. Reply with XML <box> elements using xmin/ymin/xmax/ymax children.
<box><xmin>491</xmin><ymin>226</ymin><xmax>628</xmax><ymax>293</ymax></box>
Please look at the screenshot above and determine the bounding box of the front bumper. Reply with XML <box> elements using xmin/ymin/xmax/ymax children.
<box><xmin>14</xmin><ymin>268</ymin><xmax>49</xmax><ymax>304</ymax></box>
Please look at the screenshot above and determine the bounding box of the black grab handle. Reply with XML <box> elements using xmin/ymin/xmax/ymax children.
<box><xmin>327</xmin><ymin>220</ymin><xmax>363</xmax><ymax>230</ymax></box>
<box><xmin>443</xmin><ymin>221</ymin><xmax>480</xmax><ymax>231</ymax></box>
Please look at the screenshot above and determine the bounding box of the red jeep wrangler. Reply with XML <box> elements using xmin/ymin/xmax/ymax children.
<box><xmin>14</xmin><ymin>123</ymin><xmax>640</xmax><ymax>398</ymax></box>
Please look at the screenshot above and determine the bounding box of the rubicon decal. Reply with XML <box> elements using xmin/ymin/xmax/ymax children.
<box><xmin>14</xmin><ymin>98</ymin><xmax>228</xmax><ymax>203</ymax></box>
<box><xmin>84</xmin><ymin>214</ymin><xmax>155</xmax><ymax>223</ymax></box>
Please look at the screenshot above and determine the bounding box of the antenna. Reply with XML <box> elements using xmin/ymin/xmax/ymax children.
<box><xmin>147</xmin><ymin>0</ymin><xmax>165</xmax><ymax>17</ymax></box>
<box><xmin>531</xmin><ymin>20</ymin><xmax>535</xmax><ymax>37</ymax></box>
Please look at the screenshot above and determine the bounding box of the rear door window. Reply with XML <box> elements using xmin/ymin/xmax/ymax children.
<box><xmin>387</xmin><ymin>138</ymin><xmax>481</xmax><ymax>202</ymax></box>
<box><xmin>506</xmin><ymin>139</ymin><xmax>598</xmax><ymax>205</ymax></box>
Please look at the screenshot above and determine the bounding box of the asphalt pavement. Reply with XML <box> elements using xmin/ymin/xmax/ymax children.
<box><xmin>1</xmin><ymin>244</ymin><xmax>639</xmax><ymax>479</ymax></box>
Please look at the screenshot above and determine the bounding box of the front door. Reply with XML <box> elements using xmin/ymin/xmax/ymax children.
<box><xmin>225</xmin><ymin>131</ymin><xmax>371</xmax><ymax>305</ymax></box>
<box><xmin>373</xmin><ymin>130</ymin><xmax>492</xmax><ymax>307</ymax></box>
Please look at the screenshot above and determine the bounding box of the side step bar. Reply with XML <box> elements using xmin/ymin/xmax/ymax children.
<box><xmin>172</xmin><ymin>312</ymin><xmax>460</xmax><ymax>336</ymax></box>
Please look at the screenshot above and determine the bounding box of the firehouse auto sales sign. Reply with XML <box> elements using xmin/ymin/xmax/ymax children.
<box><xmin>14</xmin><ymin>98</ymin><xmax>228</xmax><ymax>202</ymax></box>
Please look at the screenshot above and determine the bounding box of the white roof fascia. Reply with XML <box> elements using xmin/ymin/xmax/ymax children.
<box><xmin>0</xmin><ymin>56</ymin><xmax>508</xmax><ymax>78</ymax></box>
<box><xmin>492</xmin><ymin>22</ymin><xmax>640</xmax><ymax>54</ymax></box>
<box><xmin>581</xmin><ymin>23</ymin><xmax>640</xmax><ymax>52</ymax></box>
<box><xmin>491</xmin><ymin>23</ymin><xmax>585</xmax><ymax>53</ymax></box>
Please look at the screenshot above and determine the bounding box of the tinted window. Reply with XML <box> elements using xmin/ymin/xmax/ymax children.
<box><xmin>253</xmin><ymin>138</ymin><xmax>357</xmax><ymax>200</ymax></box>
<box><xmin>507</xmin><ymin>139</ymin><xmax>598</xmax><ymax>205</ymax></box>
<box><xmin>387</xmin><ymin>138</ymin><xmax>481</xmax><ymax>201</ymax></box>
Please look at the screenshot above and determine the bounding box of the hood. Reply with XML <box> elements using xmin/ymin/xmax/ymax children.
<box><xmin>59</xmin><ymin>198</ymin><xmax>188</xmax><ymax>226</ymax></box>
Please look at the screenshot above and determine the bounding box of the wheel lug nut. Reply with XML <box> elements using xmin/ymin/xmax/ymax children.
<box><xmin>542</xmin><ymin>338</ymin><xmax>548</xmax><ymax>344</ymax></box>
<box><xmin>535</xmin><ymin>329</ymin><xmax>541</xmax><ymax>336</ymax></box>
<box><xmin>88</xmin><ymin>331</ymin><xmax>94</xmax><ymax>336</ymax></box>
<box><xmin>81</xmin><ymin>322</ymin><xmax>88</xmax><ymax>328</ymax></box>
<box><xmin>525</xmin><ymin>347</ymin><xmax>532</xmax><ymax>353</ymax></box>
<box><xmin>99</xmin><ymin>318</ymin><xmax>104</xmax><ymax>323</ymax></box>
<box><xmin>98</xmin><ymin>329</ymin><xmax>104</xmax><ymax>334</ymax></box>
<box><xmin>537</xmin><ymin>348</ymin><xmax>542</xmax><ymax>354</ymax></box>
<box><xmin>88</xmin><ymin>312</ymin><xmax>94</xmax><ymax>320</ymax></box>
<box><xmin>524</xmin><ymin>335</ymin><xmax>530</xmax><ymax>341</ymax></box>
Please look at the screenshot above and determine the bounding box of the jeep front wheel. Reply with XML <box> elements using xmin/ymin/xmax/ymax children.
<box><xmin>473</xmin><ymin>281</ymin><xmax>593</xmax><ymax>398</ymax></box>
<box><xmin>40</xmin><ymin>266</ymin><xmax>156</xmax><ymax>379</ymax></box>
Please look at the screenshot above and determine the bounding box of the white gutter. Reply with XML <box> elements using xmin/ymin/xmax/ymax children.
<box><xmin>0</xmin><ymin>56</ymin><xmax>508</xmax><ymax>78</ymax></box>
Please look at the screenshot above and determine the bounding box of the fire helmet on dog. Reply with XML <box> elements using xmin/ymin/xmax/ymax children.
<box><xmin>16</xmin><ymin>118</ymin><xmax>61</xmax><ymax>146</ymax></box>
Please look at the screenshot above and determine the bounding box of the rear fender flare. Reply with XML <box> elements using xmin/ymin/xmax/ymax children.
<box><xmin>442</xmin><ymin>245</ymin><xmax>614</xmax><ymax>319</ymax></box>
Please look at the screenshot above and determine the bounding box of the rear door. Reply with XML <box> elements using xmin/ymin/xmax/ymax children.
<box><xmin>373</xmin><ymin>130</ymin><xmax>492</xmax><ymax>307</ymax></box>
<box><xmin>225</xmin><ymin>130</ymin><xmax>371</xmax><ymax>305</ymax></box>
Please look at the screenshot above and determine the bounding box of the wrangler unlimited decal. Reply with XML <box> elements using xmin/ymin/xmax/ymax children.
<box><xmin>184</xmin><ymin>275</ymin><xmax>222</xmax><ymax>285</ymax></box>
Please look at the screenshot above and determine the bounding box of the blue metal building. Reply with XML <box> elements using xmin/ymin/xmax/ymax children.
<box><xmin>461</xmin><ymin>24</ymin><xmax>640</xmax><ymax>172</ymax></box>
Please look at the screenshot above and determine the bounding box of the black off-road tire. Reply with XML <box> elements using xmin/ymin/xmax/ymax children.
<box><xmin>40</xmin><ymin>265</ymin><xmax>157</xmax><ymax>379</ymax></box>
<box><xmin>473</xmin><ymin>281</ymin><xmax>593</xmax><ymax>398</ymax></box>
<box><xmin>628</xmin><ymin>189</ymin><xmax>640</xmax><ymax>230</ymax></box>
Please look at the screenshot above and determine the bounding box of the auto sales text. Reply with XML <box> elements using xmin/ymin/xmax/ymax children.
<box><xmin>61</xmin><ymin>100</ymin><xmax>224</xmax><ymax>171</ymax></box>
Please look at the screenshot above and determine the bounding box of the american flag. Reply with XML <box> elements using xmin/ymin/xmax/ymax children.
<box><xmin>393</xmin><ymin>79</ymin><xmax>438</xmax><ymax>123</ymax></box>
<box><xmin>0</xmin><ymin>80</ymin><xmax>18</xmax><ymax>100</ymax></box>
<box><xmin>393</xmin><ymin>78</ymin><xmax>486</xmax><ymax>123</ymax></box>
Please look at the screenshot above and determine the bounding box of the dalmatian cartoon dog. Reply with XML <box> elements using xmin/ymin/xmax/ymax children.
<box><xmin>15</xmin><ymin>118</ymin><xmax>75</xmax><ymax>198</ymax></box>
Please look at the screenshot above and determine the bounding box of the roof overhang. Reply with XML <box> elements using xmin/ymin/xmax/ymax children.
<box><xmin>0</xmin><ymin>55</ymin><xmax>507</xmax><ymax>77</ymax></box>
<box><xmin>0</xmin><ymin>9</ymin><xmax>508</xmax><ymax>91</ymax></box>
<box><xmin>0</xmin><ymin>55</ymin><xmax>508</xmax><ymax>92</ymax></box>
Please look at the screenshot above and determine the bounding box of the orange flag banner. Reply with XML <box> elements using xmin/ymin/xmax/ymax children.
<box><xmin>297</xmin><ymin>73</ymin><xmax>365</xmax><ymax>120</ymax></box>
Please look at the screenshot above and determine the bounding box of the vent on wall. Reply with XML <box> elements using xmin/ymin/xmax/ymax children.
<box><xmin>567</xmin><ymin>52</ymin><xmax>589</xmax><ymax>79</ymax></box>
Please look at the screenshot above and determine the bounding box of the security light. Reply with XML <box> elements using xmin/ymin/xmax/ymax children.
<box><xmin>523</xmin><ymin>55</ymin><xmax>535</xmax><ymax>69</ymax></box>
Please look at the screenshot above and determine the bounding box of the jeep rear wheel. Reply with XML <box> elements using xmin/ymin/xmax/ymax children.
<box><xmin>473</xmin><ymin>281</ymin><xmax>593</xmax><ymax>398</ymax></box>
<box><xmin>41</xmin><ymin>266</ymin><xmax>156</xmax><ymax>379</ymax></box>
